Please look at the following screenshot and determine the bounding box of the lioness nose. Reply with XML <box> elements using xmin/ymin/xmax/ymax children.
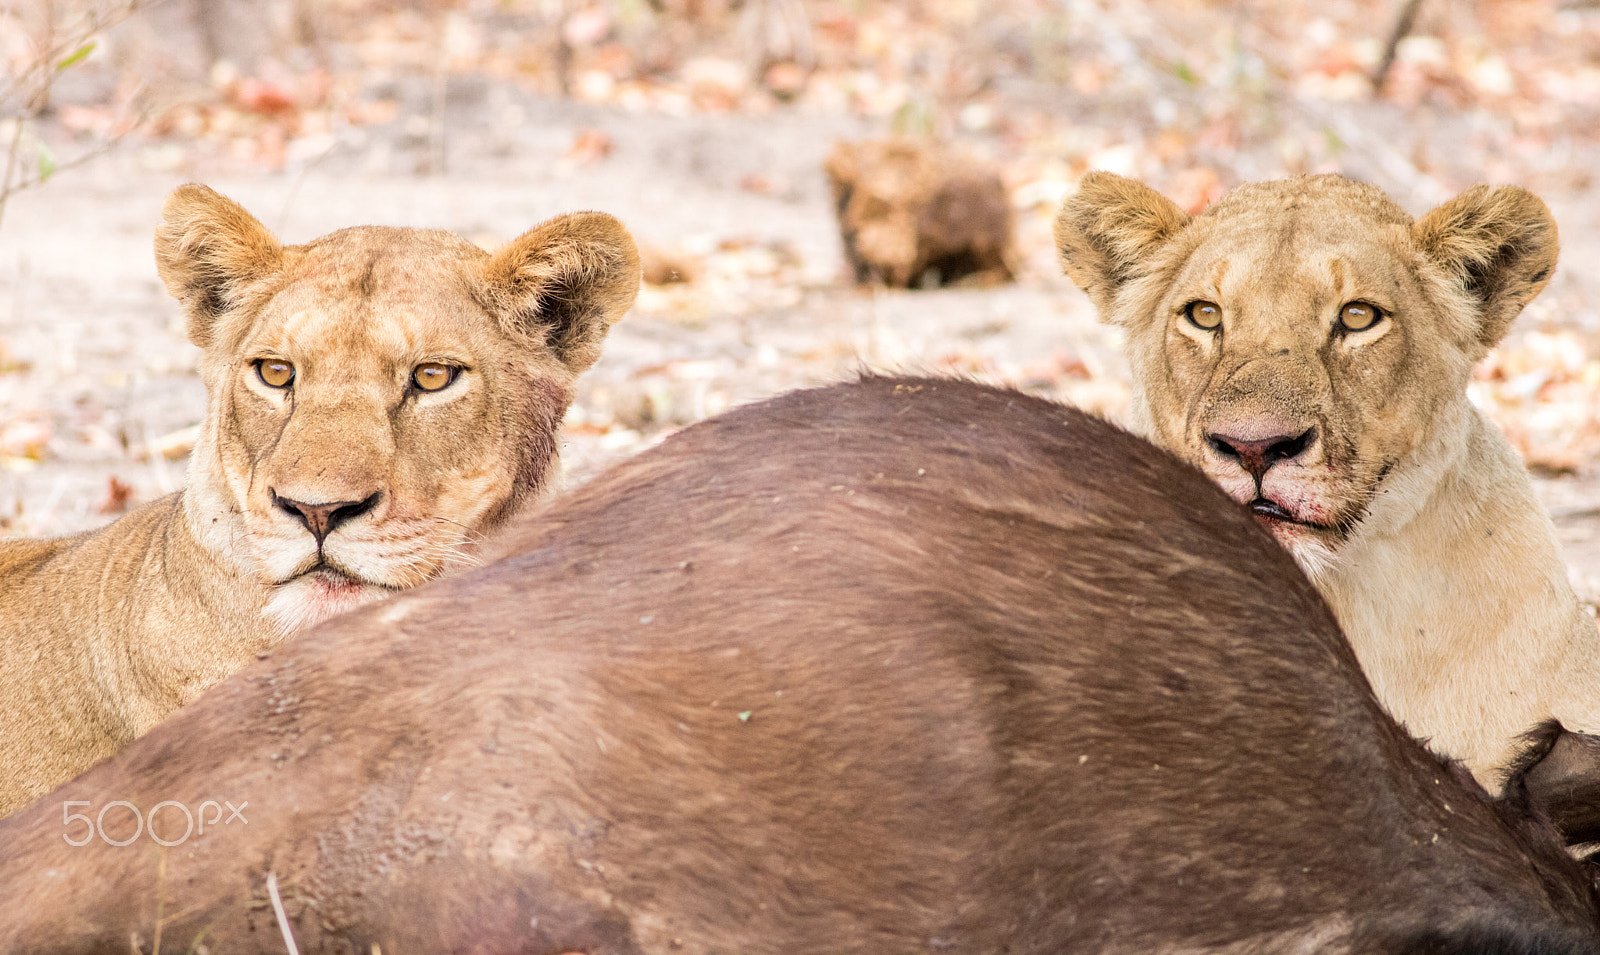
<box><xmin>272</xmin><ymin>491</ymin><xmax>382</xmax><ymax>545</ymax></box>
<box><xmin>1205</xmin><ymin>428</ymin><xmax>1315</xmax><ymax>482</ymax></box>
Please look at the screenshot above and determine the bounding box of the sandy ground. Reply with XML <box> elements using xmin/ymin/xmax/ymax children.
<box><xmin>6</xmin><ymin>77</ymin><xmax>1600</xmax><ymax>601</ymax></box>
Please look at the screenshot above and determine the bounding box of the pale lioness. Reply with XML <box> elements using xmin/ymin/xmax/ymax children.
<box><xmin>1055</xmin><ymin>172</ymin><xmax>1600</xmax><ymax>788</ymax></box>
<box><xmin>0</xmin><ymin>185</ymin><xmax>640</xmax><ymax>815</ymax></box>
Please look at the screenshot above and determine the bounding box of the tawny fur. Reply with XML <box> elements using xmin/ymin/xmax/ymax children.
<box><xmin>0</xmin><ymin>185</ymin><xmax>640</xmax><ymax>816</ymax></box>
<box><xmin>824</xmin><ymin>138</ymin><xmax>1013</xmax><ymax>288</ymax></box>
<box><xmin>1055</xmin><ymin>172</ymin><xmax>1597</xmax><ymax>788</ymax></box>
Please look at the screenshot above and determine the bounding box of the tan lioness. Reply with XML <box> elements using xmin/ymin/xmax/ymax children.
<box><xmin>0</xmin><ymin>185</ymin><xmax>639</xmax><ymax>815</ymax></box>
<box><xmin>1055</xmin><ymin>172</ymin><xmax>1600</xmax><ymax>788</ymax></box>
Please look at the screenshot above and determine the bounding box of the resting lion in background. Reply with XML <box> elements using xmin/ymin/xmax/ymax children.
<box><xmin>1055</xmin><ymin>172</ymin><xmax>1600</xmax><ymax>789</ymax></box>
<box><xmin>0</xmin><ymin>184</ymin><xmax>640</xmax><ymax>815</ymax></box>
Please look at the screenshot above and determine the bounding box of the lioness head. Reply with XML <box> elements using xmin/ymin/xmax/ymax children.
<box><xmin>155</xmin><ymin>185</ymin><xmax>639</xmax><ymax>633</ymax></box>
<box><xmin>1055</xmin><ymin>173</ymin><xmax>1556</xmax><ymax>576</ymax></box>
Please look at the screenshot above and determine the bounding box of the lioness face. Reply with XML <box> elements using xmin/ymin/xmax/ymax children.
<box><xmin>1137</xmin><ymin>189</ymin><xmax>1468</xmax><ymax>566</ymax></box>
<box><xmin>213</xmin><ymin>233</ymin><xmax>564</xmax><ymax>629</ymax></box>
<box><xmin>156</xmin><ymin>187</ymin><xmax>640</xmax><ymax>632</ymax></box>
<box><xmin>1056</xmin><ymin>174</ymin><xmax>1557</xmax><ymax>576</ymax></box>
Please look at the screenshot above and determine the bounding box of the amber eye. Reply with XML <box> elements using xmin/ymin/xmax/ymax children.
<box><xmin>412</xmin><ymin>363</ymin><xmax>459</xmax><ymax>392</ymax></box>
<box><xmin>1339</xmin><ymin>302</ymin><xmax>1382</xmax><ymax>332</ymax></box>
<box><xmin>1185</xmin><ymin>300</ymin><xmax>1223</xmax><ymax>331</ymax></box>
<box><xmin>255</xmin><ymin>359</ymin><xmax>295</xmax><ymax>389</ymax></box>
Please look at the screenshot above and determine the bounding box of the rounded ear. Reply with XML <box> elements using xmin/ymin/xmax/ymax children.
<box><xmin>1413</xmin><ymin>184</ymin><xmax>1558</xmax><ymax>353</ymax></box>
<box><xmin>479</xmin><ymin>212</ymin><xmax>641</xmax><ymax>374</ymax></box>
<box><xmin>1054</xmin><ymin>172</ymin><xmax>1191</xmax><ymax>320</ymax></box>
<box><xmin>823</xmin><ymin>141</ymin><xmax>861</xmax><ymax>209</ymax></box>
<box><xmin>153</xmin><ymin>184</ymin><xmax>284</xmax><ymax>349</ymax></box>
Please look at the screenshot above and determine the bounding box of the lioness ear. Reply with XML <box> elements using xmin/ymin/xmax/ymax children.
<box><xmin>1054</xmin><ymin>172</ymin><xmax>1191</xmax><ymax>318</ymax></box>
<box><xmin>1413</xmin><ymin>184</ymin><xmax>1557</xmax><ymax>353</ymax></box>
<box><xmin>480</xmin><ymin>212</ymin><xmax>641</xmax><ymax>374</ymax></box>
<box><xmin>154</xmin><ymin>184</ymin><xmax>284</xmax><ymax>349</ymax></box>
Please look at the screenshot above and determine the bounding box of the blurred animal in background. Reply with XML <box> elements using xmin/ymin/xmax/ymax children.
<box><xmin>0</xmin><ymin>184</ymin><xmax>640</xmax><ymax>816</ymax></box>
<box><xmin>825</xmin><ymin>138</ymin><xmax>1013</xmax><ymax>289</ymax></box>
<box><xmin>2</xmin><ymin>378</ymin><xmax>1597</xmax><ymax>954</ymax></box>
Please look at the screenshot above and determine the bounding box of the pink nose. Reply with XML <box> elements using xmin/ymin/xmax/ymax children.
<box><xmin>1205</xmin><ymin>428</ymin><xmax>1315</xmax><ymax>482</ymax></box>
<box><xmin>271</xmin><ymin>491</ymin><xmax>381</xmax><ymax>545</ymax></box>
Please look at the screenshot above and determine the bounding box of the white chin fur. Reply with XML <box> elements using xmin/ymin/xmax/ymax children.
<box><xmin>263</xmin><ymin>573</ymin><xmax>393</xmax><ymax>636</ymax></box>
<box><xmin>1280</xmin><ymin>532</ymin><xmax>1341</xmax><ymax>586</ymax></box>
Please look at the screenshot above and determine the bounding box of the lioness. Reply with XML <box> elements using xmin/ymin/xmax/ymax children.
<box><xmin>1055</xmin><ymin>172</ymin><xmax>1600</xmax><ymax>788</ymax></box>
<box><xmin>0</xmin><ymin>185</ymin><xmax>640</xmax><ymax>815</ymax></box>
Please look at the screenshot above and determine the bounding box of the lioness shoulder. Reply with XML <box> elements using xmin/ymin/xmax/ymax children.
<box><xmin>1055</xmin><ymin>172</ymin><xmax>1600</xmax><ymax>787</ymax></box>
<box><xmin>0</xmin><ymin>185</ymin><xmax>640</xmax><ymax>815</ymax></box>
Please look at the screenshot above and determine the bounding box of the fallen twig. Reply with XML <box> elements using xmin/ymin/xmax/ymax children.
<box><xmin>266</xmin><ymin>872</ymin><xmax>300</xmax><ymax>955</ymax></box>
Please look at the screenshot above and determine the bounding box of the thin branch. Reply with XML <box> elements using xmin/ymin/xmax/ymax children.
<box><xmin>0</xmin><ymin>0</ymin><xmax>158</xmax><ymax>228</ymax></box>
<box><xmin>0</xmin><ymin>118</ymin><xmax>26</xmax><ymax>233</ymax></box>
<box><xmin>1370</xmin><ymin>0</ymin><xmax>1426</xmax><ymax>94</ymax></box>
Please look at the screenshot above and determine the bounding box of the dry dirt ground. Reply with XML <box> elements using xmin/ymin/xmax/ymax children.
<box><xmin>8</xmin><ymin>3</ymin><xmax>1600</xmax><ymax>603</ymax></box>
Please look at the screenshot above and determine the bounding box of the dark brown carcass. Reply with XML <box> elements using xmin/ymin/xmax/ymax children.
<box><xmin>0</xmin><ymin>377</ymin><xmax>1595</xmax><ymax>955</ymax></box>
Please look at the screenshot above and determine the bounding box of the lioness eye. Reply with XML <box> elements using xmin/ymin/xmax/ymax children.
<box><xmin>1185</xmin><ymin>301</ymin><xmax>1223</xmax><ymax>331</ymax></box>
<box><xmin>413</xmin><ymin>363</ymin><xmax>458</xmax><ymax>392</ymax></box>
<box><xmin>255</xmin><ymin>359</ymin><xmax>295</xmax><ymax>389</ymax></box>
<box><xmin>1339</xmin><ymin>302</ymin><xmax>1382</xmax><ymax>332</ymax></box>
